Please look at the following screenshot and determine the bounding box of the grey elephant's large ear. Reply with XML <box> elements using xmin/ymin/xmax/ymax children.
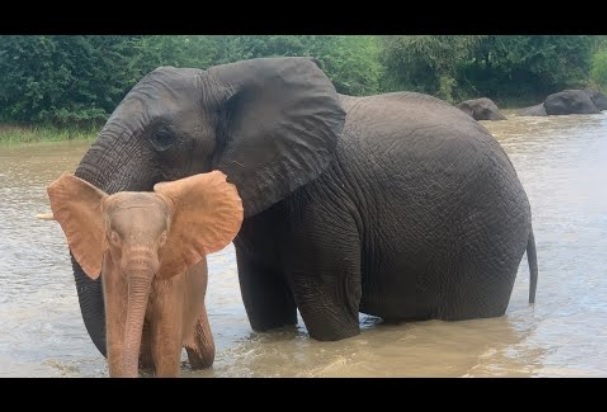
<box><xmin>208</xmin><ymin>57</ymin><xmax>346</xmax><ymax>217</ymax></box>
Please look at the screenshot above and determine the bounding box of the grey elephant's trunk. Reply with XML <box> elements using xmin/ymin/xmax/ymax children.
<box><xmin>72</xmin><ymin>127</ymin><xmax>150</xmax><ymax>358</ymax></box>
<box><xmin>71</xmin><ymin>254</ymin><xmax>107</xmax><ymax>357</ymax></box>
<box><xmin>76</xmin><ymin>125</ymin><xmax>151</xmax><ymax>194</ymax></box>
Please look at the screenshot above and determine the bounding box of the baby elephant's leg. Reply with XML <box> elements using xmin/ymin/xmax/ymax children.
<box><xmin>185</xmin><ymin>306</ymin><xmax>215</xmax><ymax>369</ymax></box>
<box><xmin>182</xmin><ymin>259</ymin><xmax>215</xmax><ymax>369</ymax></box>
<box><xmin>138</xmin><ymin>321</ymin><xmax>155</xmax><ymax>371</ymax></box>
<box><xmin>150</xmin><ymin>276</ymin><xmax>186</xmax><ymax>377</ymax></box>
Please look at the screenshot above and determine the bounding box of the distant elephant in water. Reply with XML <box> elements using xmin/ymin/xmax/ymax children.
<box><xmin>457</xmin><ymin>97</ymin><xmax>507</xmax><ymax>121</ymax></box>
<box><xmin>67</xmin><ymin>57</ymin><xmax>538</xmax><ymax>354</ymax></box>
<box><xmin>585</xmin><ymin>89</ymin><xmax>607</xmax><ymax>111</ymax></box>
<box><xmin>518</xmin><ymin>89</ymin><xmax>607</xmax><ymax>116</ymax></box>
<box><xmin>46</xmin><ymin>172</ymin><xmax>243</xmax><ymax>377</ymax></box>
<box><xmin>544</xmin><ymin>89</ymin><xmax>601</xmax><ymax>115</ymax></box>
<box><xmin>517</xmin><ymin>103</ymin><xmax>547</xmax><ymax>117</ymax></box>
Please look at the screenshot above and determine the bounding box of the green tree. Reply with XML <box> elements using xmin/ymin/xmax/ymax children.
<box><xmin>0</xmin><ymin>35</ymin><xmax>382</xmax><ymax>127</ymax></box>
<box><xmin>212</xmin><ymin>35</ymin><xmax>382</xmax><ymax>95</ymax></box>
<box><xmin>4</xmin><ymin>34</ymin><xmax>598</xmax><ymax>128</ymax></box>
<box><xmin>461</xmin><ymin>35</ymin><xmax>597</xmax><ymax>103</ymax></box>
<box><xmin>379</xmin><ymin>35</ymin><xmax>485</xmax><ymax>102</ymax></box>
<box><xmin>590</xmin><ymin>36</ymin><xmax>607</xmax><ymax>90</ymax></box>
<box><xmin>135</xmin><ymin>36</ymin><xmax>221</xmax><ymax>71</ymax></box>
<box><xmin>0</xmin><ymin>35</ymin><xmax>144</xmax><ymax>126</ymax></box>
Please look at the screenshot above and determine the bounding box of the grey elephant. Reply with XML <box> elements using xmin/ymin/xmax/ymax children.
<box><xmin>456</xmin><ymin>97</ymin><xmax>507</xmax><ymax>121</ymax></box>
<box><xmin>518</xmin><ymin>89</ymin><xmax>607</xmax><ymax>116</ymax></box>
<box><xmin>545</xmin><ymin>89</ymin><xmax>601</xmax><ymax>115</ymax></box>
<box><xmin>68</xmin><ymin>57</ymin><xmax>538</xmax><ymax>355</ymax></box>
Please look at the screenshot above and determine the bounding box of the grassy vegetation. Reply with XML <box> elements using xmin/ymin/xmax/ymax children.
<box><xmin>0</xmin><ymin>124</ymin><xmax>97</xmax><ymax>146</ymax></box>
<box><xmin>0</xmin><ymin>95</ymin><xmax>542</xmax><ymax>147</ymax></box>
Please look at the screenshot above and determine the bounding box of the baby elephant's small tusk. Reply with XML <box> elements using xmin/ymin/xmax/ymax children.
<box><xmin>36</xmin><ymin>212</ymin><xmax>55</xmax><ymax>220</ymax></box>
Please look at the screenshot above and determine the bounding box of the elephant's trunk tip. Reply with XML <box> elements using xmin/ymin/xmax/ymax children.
<box><xmin>36</xmin><ymin>212</ymin><xmax>55</xmax><ymax>220</ymax></box>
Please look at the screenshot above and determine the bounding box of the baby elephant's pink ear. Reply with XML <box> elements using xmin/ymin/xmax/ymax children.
<box><xmin>154</xmin><ymin>171</ymin><xmax>244</xmax><ymax>279</ymax></box>
<box><xmin>47</xmin><ymin>174</ymin><xmax>108</xmax><ymax>279</ymax></box>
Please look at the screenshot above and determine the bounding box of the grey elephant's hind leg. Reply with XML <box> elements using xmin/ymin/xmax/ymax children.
<box><xmin>438</xmin><ymin>240</ymin><xmax>525</xmax><ymax>321</ymax></box>
<box><xmin>235</xmin><ymin>247</ymin><xmax>298</xmax><ymax>332</ymax></box>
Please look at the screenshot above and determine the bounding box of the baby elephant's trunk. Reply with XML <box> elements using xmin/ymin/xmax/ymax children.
<box><xmin>121</xmin><ymin>250</ymin><xmax>156</xmax><ymax>377</ymax></box>
<box><xmin>122</xmin><ymin>270</ymin><xmax>153</xmax><ymax>377</ymax></box>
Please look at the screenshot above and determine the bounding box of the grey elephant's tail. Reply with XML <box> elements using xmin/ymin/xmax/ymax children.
<box><xmin>527</xmin><ymin>228</ymin><xmax>538</xmax><ymax>304</ymax></box>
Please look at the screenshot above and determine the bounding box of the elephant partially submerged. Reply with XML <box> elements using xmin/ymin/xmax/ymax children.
<box><xmin>456</xmin><ymin>97</ymin><xmax>507</xmax><ymax>121</ymax></box>
<box><xmin>518</xmin><ymin>89</ymin><xmax>607</xmax><ymax>116</ymax></box>
<box><xmin>68</xmin><ymin>57</ymin><xmax>538</xmax><ymax>355</ymax></box>
<box><xmin>47</xmin><ymin>172</ymin><xmax>243</xmax><ymax>377</ymax></box>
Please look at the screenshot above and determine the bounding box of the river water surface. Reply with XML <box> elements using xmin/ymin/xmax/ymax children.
<box><xmin>1</xmin><ymin>112</ymin><xmax>606</xmax><ymax>377</ymax></box>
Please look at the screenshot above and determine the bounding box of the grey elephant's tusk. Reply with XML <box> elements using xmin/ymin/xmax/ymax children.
<box><xmin>36</xmin><ymin>212</ymin><xmax>56</xmax><ymax>220</ymax></box>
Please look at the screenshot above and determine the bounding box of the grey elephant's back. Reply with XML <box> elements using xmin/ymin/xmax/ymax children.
<box><xmin>338</xmin><ymin>93</ymin><xmax>516</xmax><ymax>179</ymax></box>
<box><xmin>329</xmin><ymin>93</ymin><xmax>531</xmax><ymax>236</ymax></box>
<box><xmin>339</xmin><ymin>92</ymin><xmax>491</xmax><ymax>136</ymax></box>
<box><xmin>339</xmin><ymin>92</ymin><xmax>463</xmax><ymax>122</ymax></box>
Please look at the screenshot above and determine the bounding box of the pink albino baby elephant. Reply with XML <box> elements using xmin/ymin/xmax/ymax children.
<box><xmin>46</xmin><ymin>171</ymin><xmax>243</xmax><ymax>377</ymax></box>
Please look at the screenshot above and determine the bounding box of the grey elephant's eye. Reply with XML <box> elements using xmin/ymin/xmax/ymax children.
<box><xmin>150</xmin><ymin>130</ymin><xmax>174</xmax><ymax>152</ymax></box>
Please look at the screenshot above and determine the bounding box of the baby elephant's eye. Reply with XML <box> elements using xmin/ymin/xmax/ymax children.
<box><xmin>109</xmin><ymin>231</ymin><xmax>122</xmax><ymax>246</ymax></box>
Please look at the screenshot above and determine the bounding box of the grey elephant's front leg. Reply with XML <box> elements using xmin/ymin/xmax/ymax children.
<box><xmin>285</xmin><ymin>221</ymin><xmax>363</xmax><ymax>342</ymax></box>
<box><xmin>235</xmin><ymin>245</ymin><xmax>298</xmax><ymax>332</ymax></box>
<box><xmin>234</xmin><ymin>196</ymin><xmax>362</xmax><ymax>341</ymax></box>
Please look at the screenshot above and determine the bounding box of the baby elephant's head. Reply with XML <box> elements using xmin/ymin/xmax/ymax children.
<box><xmin>101</xmin><ymin>191</ymin><xmax>171</xmax><ymax>276</ymax></box>
<box><xmin>47</xmin><ymin>171</ymin><xmax>244</xmax><ymax>281</ymax></box>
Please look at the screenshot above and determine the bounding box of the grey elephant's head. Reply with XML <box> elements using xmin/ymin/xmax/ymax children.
<box><xmin>76</xmin><ymin>57</ymin><xmax>347</xmax><ymax>218</ymax></box>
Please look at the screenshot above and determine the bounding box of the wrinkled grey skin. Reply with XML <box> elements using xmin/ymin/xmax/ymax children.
<box><xmin>518</xmin><ymin>89</ymin><xmax>607</xmax><ymax>116</ymax></box>
<box><xmin>457</xmin><ymin>97</ymin><xmax>507</xmax><ymax>121</ymax></box>
<box><xmin>71</xmin><ymin>57</ymin><xmax>538</xmax><ymax>354</ymax></box>
<box><xmin>544</xmin><ymin>90</ymin><xmax>600</xmax><ymax>115</ymax></box>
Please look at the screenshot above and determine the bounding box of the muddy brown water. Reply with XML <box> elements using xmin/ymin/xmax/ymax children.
<box><xmin>1</xmin><ymin>112</ymin><xmax>606</xmax><ymax>377</ymax></box>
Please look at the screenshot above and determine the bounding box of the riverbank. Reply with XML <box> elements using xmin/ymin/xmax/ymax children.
<box><xmin>0</xmin><ymin>124</ymin><xmax>97</xmax><ymax>146</ymax></box>
<box><xmin>0</xmin><ymin>99</ymin><xmax>528</xmax><ymax>147</ymax></box>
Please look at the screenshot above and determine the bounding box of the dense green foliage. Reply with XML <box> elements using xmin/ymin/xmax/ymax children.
<box><xmin>380</xmin><ymin>35</ymin><xmax>599</xmax><ymax>104</ymax></box>
<box><xmin>380</xmin><ymin>35</ymin><xmax>485</xmax><ymax>102</ymax></box>
<box><xmin>592</xmin><ymin>50</ymin><xmax>607</xmax><ymax>89</ymax></box>
<box><xmin>590</xmin><ymin>37</ymin><xmax>607</xmax><ymax>89</ymax></box>
<box><xmin>212</xmin><ymin>36</ymin><xmax>382</xmax><ymax>95</ymax></box>
<box><xmin>0</xmin><ymin>36</ymin><xmax>144</xmax><ymax>126</ymax></box>
<box><xmin>460</xmin><ymin>36</ymin><xmax>598</xmax><ymax>104</ymax></box>
<box><xmin>0</xmin><ymin>35</ymin><xmax>603</xmax><ymax>128</ymax></box>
